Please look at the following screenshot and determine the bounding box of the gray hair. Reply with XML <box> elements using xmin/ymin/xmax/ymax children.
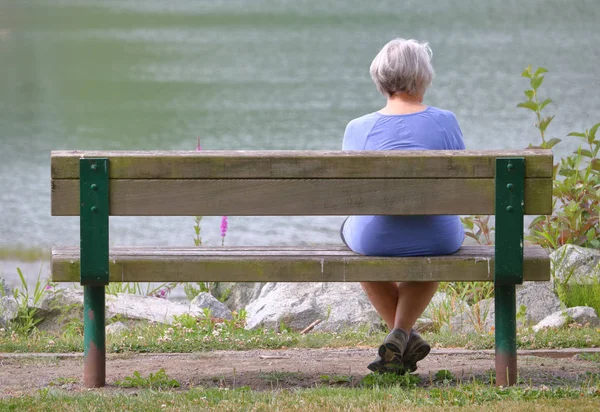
<box><xmin>369</xmin><ymin>38</ymin><xmax>435</xmax><ymax>98</ymax></box>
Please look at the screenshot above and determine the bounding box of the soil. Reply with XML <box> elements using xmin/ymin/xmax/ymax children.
<box><xmin>1</xmin><ymin>348</ymin><xmax>598</xmax><ymax>397</ymax></box>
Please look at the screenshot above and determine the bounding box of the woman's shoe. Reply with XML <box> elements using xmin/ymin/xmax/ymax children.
<box><xmin>367</xmin><ymin>329</ymin><xmax>430</xmax><ymax>374</ymax></box>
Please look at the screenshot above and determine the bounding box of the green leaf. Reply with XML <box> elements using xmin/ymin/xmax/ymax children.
<box><xmin>524</xmin><ymin>90</ymin><xmax>534</xmax><ymax>100</ymax></box>
<box><xmin>589</xmin><ymin>122</ymin><xmax>600</xmax><ymax>139</ymax></box>
<box><xmin>517</xmin><ymin>101</ymin><xmax>539</xmax><ymax>111</ymax></box>
<box><xmin>521</xmin><ymin>65</ymin><xmax>532</xmax><ymax>78</ymax></box>
<box><xmin>591</xmin><ymin>158</ymin><xmax>600</xmax><ymax>171</ymax></box>
<box><xmin>531</xmin><ymin>75</ymin><xmax>544</xmax><ymax>90</ymax></box>
<box><xmin>533</xmin><ymin>67</ymin><xmax>548</xmax><ymax>77</ymax></box>
<box><xmin>575</xmin><ymin>149</ymin><xmax>593</xmax><ymax>158</ymax></box>
<box><xmin>538</xmin><ymin>115</ymin><xmax>555</xmax><ymax>133</ymax></box>
<box><xmin>543</xmin><ymin>137</ymin><xmax>561</xmax><ymax>149</ymax></box>
<box><xmin>567</xmin><ymin>132</ymin><xmax>586</xmax><ymax>138</ymax></box>
<box><xmin>538</xmin><ymin>98</ymin><xmax>552</xmax><ymax>111</ymax></box>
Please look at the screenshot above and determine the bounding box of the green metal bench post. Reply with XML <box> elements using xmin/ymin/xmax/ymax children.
<box><xmin>494</xmin><ymin>158</ymin><xmax>525</xmax><ymax>386</ymax></box>
<box><xmin>80</xmin><ymin>158</ymin><xmax>109</xmax><ymax>388</ymax></box>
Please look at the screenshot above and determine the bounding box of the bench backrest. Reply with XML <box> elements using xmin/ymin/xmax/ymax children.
<box><xmin>51</xmin><ymin>150</ymin><xmax>553</xmax><ymax>216</ymax></box>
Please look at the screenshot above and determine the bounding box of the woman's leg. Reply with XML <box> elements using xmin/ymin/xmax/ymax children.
<box><xmin>360</xmin><ymin>281</ymin><xmax>438</xmax><ymax>331</ymax></box>
<box><xmin>360</xmin><ymin>282</ymin><xmax>398</xmax><ymax>330</ymax></box>
<box><xmin>393</xmin><ymin>281</ymin><xmax>439</xmax><ymax>331</ymax></box>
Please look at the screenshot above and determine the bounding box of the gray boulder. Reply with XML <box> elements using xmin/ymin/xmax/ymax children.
<box><xmin>35</xmin><ymin>289</ymin><xmax>85</xmax><ymax>332</ymax></box>
<box><xmin>444</xmin><ymin>298</ymin><xmax>494</xmax><ymax>334</ymax></box>
<box><xmin>444</xmin><ymin>281</ymin><xmax>561</xmax><ymax>333</ymax></box>
<box><xmin>421</xmin><ymin>292</ymin><xmax>469</xmax><ymax>322</ymax></box>
<box><xmin>533</xmin><ymin>306</ymin><xmax>600</xmax><ymax>332</ymax></box>
<box><xmin>551</xmin><ymin>245</ymin><xmax>600</xmax><ymax>286</ymax></box>
<box><xmin>190</xmin><ymin>292</ymin><xmax>233</xmax><ymax>320</ymax></box>
<box><xmin>215</xmin><ymin>282</ymin><xmax>267</xmax><ymax>311</ymax></box>
<box><xmin>245</xmin><ymin>282</ymin><xmax>382</xmax><ymax>332</ymax></box>
<box><xmin>0</xmin><ymin>296</ymin><xmax>19</xmax><ymax>327</ymax></box>
<box><xmin>106</xmin><ymin>293</ymin><xmax>205</xmax><ymax>324</ymax></box>
<box><xmin>414</xmin><ymin>317</ymin><xmax>435</xmax><ymax>333</ymax></box>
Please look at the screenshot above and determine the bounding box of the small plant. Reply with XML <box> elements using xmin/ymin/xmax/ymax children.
<box><xmin>9</xmin><ymin>267</ymin><xmax>48</xmax><ymax>334</ymax></box>
<box><xmin>193</xmin><ymin>215</ymin><xmax>203</xmax><ymax>246</ymax></box>
<box><xmin>434</xmin><ymin>369</ymin><xmax>455</xmax><ymax>383</ymax></box>
<box><xmin>361</xmin><ymin>372</ymin><xmax>420</xmax><ymax>388</ymax></box>
<box><xmin>461</xmin><ymin>216</ymin><xmax>494</xmax><ymax>245</ymax></box>
<box><xmin>518</xmin><ymin>66</ymin><xmax>599</xmax><ymax>250</ymax></box>
<box><xmin>115</xmin><ymin>369</ymin><xmax>180</xmax><ymax>389</ymax></box>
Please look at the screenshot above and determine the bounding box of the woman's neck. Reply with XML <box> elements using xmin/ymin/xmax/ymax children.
<box><xmin>379</xmin><ymin>92</ymin><xmax>427</xmax><ymax>115</ymax></box>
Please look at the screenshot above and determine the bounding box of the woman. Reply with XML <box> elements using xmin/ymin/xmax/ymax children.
<box><xmin>341</xmin><ymin>38</ymin><xmax>466</xmax><ymax>374</ymax></box>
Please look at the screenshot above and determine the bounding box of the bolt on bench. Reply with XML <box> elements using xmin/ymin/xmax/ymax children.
<box><xmin>50</xmin><ymin>149</ymin><xmax>553</xmax><ymax>388</ymax></box>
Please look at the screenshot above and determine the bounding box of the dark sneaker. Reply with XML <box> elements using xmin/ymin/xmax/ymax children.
<box><xmin>367</xmin><ymin>329</ymin><xmax>430</xmax><ymax>374</ymax></box>
<box><xmin>378</xmin><ymin>328</ymin><xmax>409</xmax><ymax>363</ymax></box>
<box><xmin>402</xmin><ymin>330</ymin><xmax>431</xmax><ymax>373</ymax></box>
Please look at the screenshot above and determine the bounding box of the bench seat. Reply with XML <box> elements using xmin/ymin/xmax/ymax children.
<box><xmin>52</xmin><ymin>245</ymin><xmax>550</xmax><ymax>283</ymax></box>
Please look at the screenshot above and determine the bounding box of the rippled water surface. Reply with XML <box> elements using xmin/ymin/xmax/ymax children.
<box><xmin>1</xmin><ymin>0</ymin><xmax>599</xmax><ymax>250</ymax></box>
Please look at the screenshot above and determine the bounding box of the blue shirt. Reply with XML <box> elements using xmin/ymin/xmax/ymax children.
<box><xmin>341</xmin><ymin>106</ymin><xmax>466</xmax><ymax>256</ymax></box>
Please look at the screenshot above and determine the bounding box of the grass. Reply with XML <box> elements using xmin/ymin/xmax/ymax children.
<box><xmin>0</xmin><ymin>381</ymin><xmax>598</xmax><ymax>411</ymax></box>
<box><xmin>115</xmin><ymin>369</ymin><xmax>180</xmax><ymax>389</ymax></box>
<box><xmin>558</xmin><ymin>282</ymin><xmax>600</xmax><ymax>316</ymax></box>
<box><xmin>1</xmin><ymin>318</ymin><xmax>599</xmax><ymax>353</ymax></box>
<box><xmin>579</xmin><ymin>353</ymin><xmax>600</xmax><ymax>363</ymax></box>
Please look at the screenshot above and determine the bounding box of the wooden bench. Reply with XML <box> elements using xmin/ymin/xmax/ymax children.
<box><xmin>50</xmin><ymin>149</ymin><xmax>553</xmax><ymax>388</ymax></box>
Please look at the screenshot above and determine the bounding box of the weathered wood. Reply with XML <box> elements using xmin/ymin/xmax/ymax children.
<box><xmin>51</xmin><ymin>150</ymin><xmax>554</xmax><ymax>179</ymax></box>
<box><xmin>51</xmin><ymin>177</ymin><xmax>552</xmax><ymax>216</ymax></box>
<box><xmin>52</xmin><ymin>245</ymin><xmax>550</xmax><ymax>283</ymax></box>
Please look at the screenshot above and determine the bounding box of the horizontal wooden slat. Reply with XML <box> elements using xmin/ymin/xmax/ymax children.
<box><xmin>51</xmin><ymin>245</ymin><xmax>550</xmax><ymax>283</ymax></box>
<box><xmin>51</xmin><ymin>178</ymin><xmax>552</xmax><ymax>216</ymax></box>
<box><xmin>51</xmin><ymin>150</ymin><xmax>553</xmax><ymax>179</ymax></box>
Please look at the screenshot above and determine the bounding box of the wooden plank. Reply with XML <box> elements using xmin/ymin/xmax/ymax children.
<box><xmin>51</xmin><ymin>245</ymin><xmax>550</xmax><ymax>283</ymax></box>
<box><xmin>51</xmin><ymin>150</ymin><xmax>553</xmax><ymax>179</ymax></box>
<box><xmin>51</xmin><ymin>178</ymin><xmax>552</xmax><ymax>216</ymax></box>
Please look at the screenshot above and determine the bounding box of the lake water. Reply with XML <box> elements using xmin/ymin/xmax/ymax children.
<box><xmin>1</xmin><ymin>0</ymin><xmax>599</xmax><ymax>258</ymax></box>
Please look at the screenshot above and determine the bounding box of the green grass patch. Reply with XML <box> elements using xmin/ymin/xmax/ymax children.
<box><xmin>558</xmin><ymin>282</ymin><xmax>600</xmax><ymax>315</ymax></box>
<box><xmin>115</xmin><ymin>369</ymin><xmax>180</xmax><ymax>389</ymax></box>
<box><xmin>579</xmin><ymin>353</ymin><xmax>600</xmax><ymax>363</ymax></box>
<box><xmin>1</xmin><ymin>382</ymin><xmax>598</xmax><ymax>411</ymax></box>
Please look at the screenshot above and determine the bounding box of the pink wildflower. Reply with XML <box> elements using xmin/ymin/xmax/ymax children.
<box><xmin>45</xmin><ymin>285</ymin><xmax>52</xmax><ymax>290</ymax></box>
<box><xmin>220</xmin><ymin>216</ymin><xmax>228</xmax><ymax>246</ymax></box>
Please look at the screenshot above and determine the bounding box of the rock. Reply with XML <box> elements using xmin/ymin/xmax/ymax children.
<box><xmin>190</xmin><ymin>292</ymin><xmax>233</xmax><ymax>320</ymax></box>
<box><xmin>215</xmin><ymin>282</ymin><xmax>267</xmax><ymax>311</ymax></box>
<box><xmin>0</xmin><ymin>296</ymin><xmax>19</xmax><ymax>327</ymax></box>
<box><xmin>533</xmin><ymin>306</ymin><xmax>600</xmax><ymax>332</ymax></box>
<box><xmin>35</xmin><ymin>289</ymin><xmax>86</xmax><ymax>332</ymax></box>
<box><xmin>106</xmin><ymin>293</ymin><xmax>204</xmax><ymax>324</ymax></box>
<box><xmin>444</xmin><ymin>281</ymin><xmax>561</xmax><ymax>333</ymax></box>
<box><xmin>106</xmin><ymin>321</ymin><xmax>128</xmax><ymax>335</ymax></box>
<box><xmin>245</xmin><ymin>282</ymin><xmax>382</xmax><ymax>332</ymax></box>
<box><xmin>414</xmin><ymin>317</ymin><xmax>435</xmax><ymax>333</ymax></box>
<box><xmin>444</xmin><ymin>298</ymin><xmax>494</xmax><ymax>334</ymax></box>
<box><xmin>551</xmin><ymin>245</ymin><xmax>600</xmax><ymax>286</ymax></box>
<box><xmin>421</xmin><ymin>292</ymin><xmax>469</xmax><ymax>321</ymax></box>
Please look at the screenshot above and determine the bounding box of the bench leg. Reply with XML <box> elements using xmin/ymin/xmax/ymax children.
<box><xmin>495</xmin><ymin>284</ymin><xmax>517</xmax><ymax>386</ymax></box>
<box><xmin>84</xmin><ymin>285</ymin><xmax>106</xmax><ymax>388</ymax></box>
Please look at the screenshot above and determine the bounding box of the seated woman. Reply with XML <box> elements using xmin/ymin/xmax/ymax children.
<box><xmin>341</xmin><ymin>38</ymin><xmax>466</xmax><ymax>374</ymax></box>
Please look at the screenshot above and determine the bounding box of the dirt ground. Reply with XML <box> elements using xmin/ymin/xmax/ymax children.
<box><xmin>1</xmin><ymin>349</ymin><xmax>599</xmax><ymax>397</ymax></box>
